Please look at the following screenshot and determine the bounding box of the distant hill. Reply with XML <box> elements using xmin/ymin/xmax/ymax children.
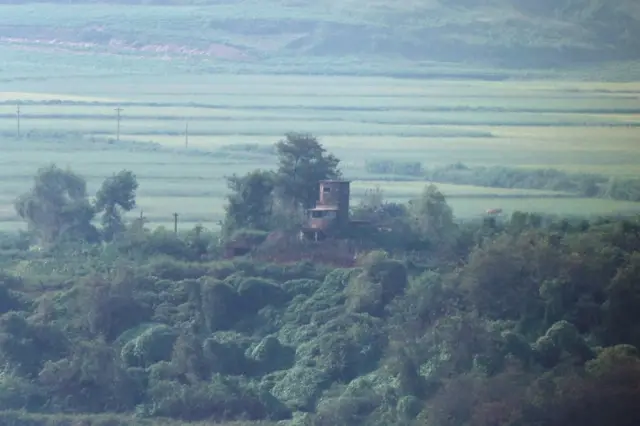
<box><xmin>1</xmin><ymin>0</ymin><xmax>639</xmax><ymax>71</ymax></box>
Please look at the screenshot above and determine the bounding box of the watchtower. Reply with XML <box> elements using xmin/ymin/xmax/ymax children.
<box><xmin>301</xmin><ymin>180</ymin><xmax>351</xmax><ymax>240</ymax></box>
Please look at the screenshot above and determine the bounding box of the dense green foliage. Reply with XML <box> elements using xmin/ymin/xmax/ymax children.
<box><xmin>223</xmin><ymin>133</ymin><xmax>341</xmax><ymax>235</ymax></box>
<box><xmin>365</xmin><ymin>160</ymin><xmax>424</xmax><ymax>178</ymax></box>
<box><xmin>14</xmin><ymin>164</ymin><xmax>139</xmax><ymax>245</ymax></box>
<box><xmin>366</xmin><ymin>160</ymin><xmax>640</xmax><ymax>202</ymax></box>
<box><xmin>1</xmin><ymin>135</ymin><xmax>639</xmax><ymax>425</ymax></box>
<box><xmin>424</xmin><ymin>163</ymin><xmax>640</xmax><ymax>201</ymax></box>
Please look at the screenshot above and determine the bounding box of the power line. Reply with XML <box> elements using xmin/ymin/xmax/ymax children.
<box><xmin>173</xmin><ymin>213</ymin><xmax>179</xmax><ymax>234</ymax></box>
<box><xmin>16</xmin><ymin>104</ymin><xmax>21</xmax><ymax>138</ymax></box>
<box><xmin>185</xmin><ymin>120</ymin><xmax>189</xmax><ymax>149</ymax></box>
<box><xmin>114</xmin><ymin>107</ymin><xmax>123</xmax><ymax>142</ymax></box>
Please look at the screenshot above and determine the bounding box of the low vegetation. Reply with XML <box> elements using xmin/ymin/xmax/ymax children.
<box><xmin>366</xmin><ymin>160</ymin><xmax>640</xmax><ymax>201</ymax></box>
<box><xmin>0</xmin><ymin>133</ymin><xmax>638</xmax><ymax>425</ymax></box>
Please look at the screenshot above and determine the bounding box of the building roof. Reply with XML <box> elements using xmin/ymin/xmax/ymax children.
<box><xmin>319</xmin><ymin>179</ymin><xmax>351</xmax><ymax>184</ymax></box>
<box><xmin>309</xmin><ymin>205</ymin><xmax>340</xmax><ymax>211</ymax></box>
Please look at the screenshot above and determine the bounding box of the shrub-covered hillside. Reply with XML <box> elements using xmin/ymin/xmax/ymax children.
<box><xmin>0</xmin><ymin>133</ymin><xmax>639</xmax><ymax>425</ymax></box>
<box><xmin>1</xmin><ymin>0</ymin><xmax>640</xmax><ymax>70</ymax></box>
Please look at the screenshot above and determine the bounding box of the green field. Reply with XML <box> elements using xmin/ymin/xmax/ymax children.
<box><xmin>1</xmin><ymin>74</ymin><xmax>640</xmax><ymax>232</ymax></box>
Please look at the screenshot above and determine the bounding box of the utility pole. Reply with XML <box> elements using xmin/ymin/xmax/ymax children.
<box><xmin>184</xmin><ymin>120</ymin><xmax>189</xmax><ymax>149</ymax></box>
<box><xmin>114</xmin><ymin>107</ymin><xmax>123</xmax><ymax>142</ymax></box>
<box><xmin>136</xmin><ymin>210</ymin><xmax>147</xmax><ymax>230</ymax></box>
<box><xmin>16</xmin><ymin>104</ymin><xmax>21</xmax><ymax>138</ymax></box>
<box><xmin>173</xmin><ymin>213</ymin><xmax>179</xmax><ymax>234</ymax></box>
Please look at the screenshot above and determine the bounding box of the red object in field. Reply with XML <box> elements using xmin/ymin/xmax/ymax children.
<box><xmin>485</xmin><ymin>208</ymin><xmax>503</xmax><ymax>215</ymax></box>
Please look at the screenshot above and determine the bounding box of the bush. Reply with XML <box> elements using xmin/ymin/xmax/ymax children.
<box><xmin>347</xmin><ymin>251</ymin><xmax>407</xmax><ymax>316</ymax></box>
<box><xmin>365</xmin><ymin>160</ymin><xmax>424</xmax><ymax>177</ymax></box>
<box><xmin>422</xmin><ymin>163</ymin><xmax>640</xmax><ymax>201</ymax></box>
<box><xmin>237</xmin><ymin>277</ymin><xmax>288</xmax><ymax>313</ymax></box>
<box><xmin>202</xmin><ymin>280</ymin><xmax>241</xmax><ymax>332</ymax></box>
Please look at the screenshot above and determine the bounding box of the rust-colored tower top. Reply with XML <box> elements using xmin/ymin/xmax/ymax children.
<box><xmin>302</xmin><ymin>180</ymin><xmax>352</xmax><ymax>238</ymax></box>
<box><xmin>317</xmin><ymin>180</ymin><xmax>351</xmax><ymax>210</ymax></box>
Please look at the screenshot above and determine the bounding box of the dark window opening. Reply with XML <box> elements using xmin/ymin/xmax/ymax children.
<box><xmin>310</xmin><ymin>210</ymin><xmax>337</xmax><ymax>219</ymax></box>
<box><xmin>231</xmin><ymin>246</ymin><xmax>251</xmax><ymax>256</ymax></box>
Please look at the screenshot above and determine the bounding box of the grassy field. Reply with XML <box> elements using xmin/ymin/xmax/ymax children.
<box><xmin>1</xmin><ymin>74</ymin><xmax>640</xmax><ymax>232</ymax></box>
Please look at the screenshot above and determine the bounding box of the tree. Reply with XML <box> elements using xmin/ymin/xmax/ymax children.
<box><xmin>94</xmin><ymin>170</ymin><xmax>139</xmax><ymax>240</ymax></box>
<box><xmin>275</xmin><ymin>132</ymin><xmax>341</xmax><ymax>210</ymax></box>
<box><xmin>352</xmin><ymin>186</ymin><xmax>385</xmax><ymax>219</ymax></box>
<box><xmin>14</xmin><ymin>164</ymin><xmax>97</xmax><ymax>245</ymax></box>
<box><xmin>409</xmin><ymin>184</ymin><xmax>456</xmax><ymax>247</ymax></box>
<box><xmin>603</xmin><ymin>252</ymin><xmax>640</xmax><ymax>347</ymax></box>
<box><xmin>39</xmin><ymin>337</ymin><xmax>141</xmax><ymax>413</ymax></box>
<box><xmin>352</xmin><ymin>186</ymin><xmax>408</xmax><ymax>224</ymax></box>
<box><xmin>223</xmin><ymin>170</ymin><xmax>275</xmax><ymax>234</ymax></box>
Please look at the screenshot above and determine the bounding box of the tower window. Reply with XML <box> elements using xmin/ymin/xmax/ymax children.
<box><xmin>310</xmin><ymin>210</ymin><xmax>337</xmax><ymax>219</ymax></box>
<box><xmin>323</xmin><ymin>187</ymin><xmax>331</xmax><ymax>193</ymax></box>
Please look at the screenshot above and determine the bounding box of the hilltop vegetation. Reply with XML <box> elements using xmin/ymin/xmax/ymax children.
<box><xmin>1</xmin><ymin>0</ymin><xmax>639</xmax><ymax>423</ymax></box>
<box><xmin>0</xmin><ymin>135</ymin><xmax>639</xmax><ymax>425</ymax></box>
<box><xmin>1</xmin><ymin>0</ymin><xmax>640</xmax><ymax>74</ymax></box>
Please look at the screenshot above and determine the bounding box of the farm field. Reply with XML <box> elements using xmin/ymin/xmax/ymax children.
<box><xmin>1</xmin><ymin>74</ymin><xmax>640</xmax><ymax>232</ymax></box>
